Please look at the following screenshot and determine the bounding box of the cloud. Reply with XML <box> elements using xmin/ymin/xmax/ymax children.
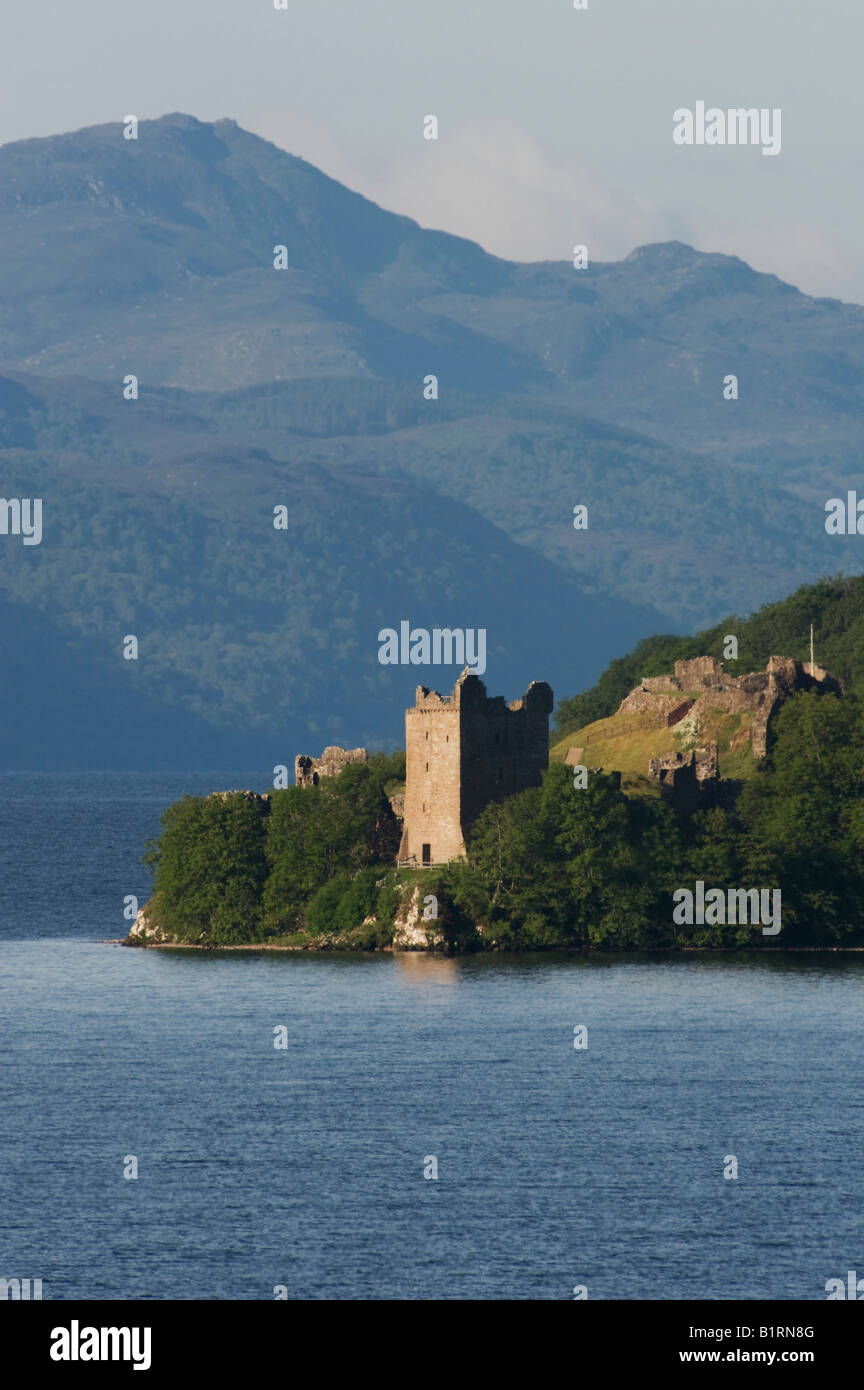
<box><xmin>256</xmin><ymin>112</ymin><xmax>666</xmax><ymax>264</ymax></box>
<box><xmin>253</xmin><ymin>111</ymin><xmax>863</xmax><ymax>302</ymax></box>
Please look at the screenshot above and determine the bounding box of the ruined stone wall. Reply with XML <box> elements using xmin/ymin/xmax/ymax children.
<box><xmin>617</xmin><ymin>656</ymin><xmax>840</xmax><ymax>765</ymax></box>
<box><xmin>673</xmin><ymin>656</ymin><xmax>726</xmax><ymax>690</ymax></box>
<box><xmin>648</xmin><ymin>744</ymin><xmax>718</xmax><ymax>811</ymax></box>
<box><xmin>617</xmin><ymin>688</ymin><xmax>688</xmax><ymax>719</ymax></box>
<box><xmin>569</xmin><ymin>652</ymin><xmax>841</xmax><ymax>813</ymax></box>
<box><xmin>295</xmin><ymin>745</ymin><xmax>367</xmax><ymax>787</ymax></box>
<box><xmin>640</xmin><ymin>675</ymin><xmax>680</xmax><ymax>693</ymax></box>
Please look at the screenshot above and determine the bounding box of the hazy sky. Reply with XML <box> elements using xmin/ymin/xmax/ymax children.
<box><xmin>2</xmin><ymin>0</ymin><xmax>860</xmax><ymax>301</ymax></box>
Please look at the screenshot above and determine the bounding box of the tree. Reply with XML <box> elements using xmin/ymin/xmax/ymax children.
<box><xmin>737</xmin><ymin>692</ymin><xmax>864</xmax><ymax>942</ymax></box>
<box><xmin>144</xmin><ymin>793</ymin><xmax>269</xmax><ymax>943</ymax></box>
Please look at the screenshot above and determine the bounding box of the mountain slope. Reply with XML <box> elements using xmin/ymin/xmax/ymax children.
<box><xmin>4</xmin><ymin>112</ymin><xmax>864</xmax><ymax>460</ymax></box>
<box><xmin>0</xmin><ymin>373</ymin><xmax>663</xmax><ymax>770</ymax></box>
<box><xmin>2</xmin><ymin>114</ymin><xmax>864</xmax><ymax>768</ymax></box>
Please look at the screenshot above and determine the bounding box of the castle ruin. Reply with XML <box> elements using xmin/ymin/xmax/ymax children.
<box><xmin>628</xmin><ymin>655</ymin><xmax>840</xmax><ymax>762</ymax></box>
<box><xmin>295</xmin><ymin>745</ymin><xmax>368</xmax><ymax>787</ymax></box>
<box><xmin>397</xmin><ymin>668</ymin><xmax>554</xmax><ymax>866</ymax></box>
<box><xmin>564</xmin><ymin>653</ymin><xmax>840</xmax><ymax>811</ymax></box>
<box><xmin>648</xmin><ymin>744</ymin><xmax>719</xmax><ymax>813</ymax></box>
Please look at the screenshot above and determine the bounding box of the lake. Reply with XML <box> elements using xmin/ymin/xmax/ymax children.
<box><xmin>1</xmin><ymin>774</ymin><xmax>862</xmax><ymax>1300</ymax></box>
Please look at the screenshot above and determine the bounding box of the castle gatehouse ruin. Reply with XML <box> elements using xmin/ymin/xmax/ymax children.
<box><xmin>629</xmin><ymin>655</ymin><xmax>840</xmax><ymax>762</ymax></box>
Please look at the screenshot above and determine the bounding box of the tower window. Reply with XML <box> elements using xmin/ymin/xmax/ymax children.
<box><xmin>426</xmin><ymin>730</ymin><xmax>429</xmax><ymax>740</ymax></box>
<box><xmin>425</xmin><ymin>762</ymin><xmax>429</xmax><ymax>772</ymax></box>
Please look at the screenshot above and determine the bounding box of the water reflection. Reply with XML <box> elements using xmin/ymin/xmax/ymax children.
<box><xmin>392</xmin><ymin>950</ymin><xmax>461</xmax><ymax>986</ymax></box>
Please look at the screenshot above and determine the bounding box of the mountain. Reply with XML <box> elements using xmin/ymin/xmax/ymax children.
<box><xmin>1</xmin><ymin>114</ymin><xmax>862</xmax><ymax>768</ymax></box>
<box><xmin>0</xmin><ymin>114</ymin><xmax>527</xmax><ymax>391</ymax></box>
<box><xmin>4</xmin><ymin>114</ymin><xmax>864</xmax><ymax>458</ymax></box>
<box><xmin>0</xmin><ymin>370</ymin><xmax>661</xmax><ymax>769</ymax></box>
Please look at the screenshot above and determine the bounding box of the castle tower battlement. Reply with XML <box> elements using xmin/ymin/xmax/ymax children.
<box><xmin>397</xmin><ymin>668</ymin><xmax>553</xmax><ymax>867</ymax></box>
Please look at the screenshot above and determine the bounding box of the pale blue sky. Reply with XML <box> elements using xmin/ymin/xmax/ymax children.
<box><xmin>2</xmin><ymin>0</ymin><xmax>859</xmax><ymax>300</ymax></box>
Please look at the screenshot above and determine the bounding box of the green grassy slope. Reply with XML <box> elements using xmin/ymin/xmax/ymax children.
<box><xmin>554</xmin><ymin>574</ymin><xmax>864</xmax><ymax>746</ymax></box>
<box><xmin>551</xmin><ymin>705</ymin><xmax>758</xmax><ymax>791</ymax></box>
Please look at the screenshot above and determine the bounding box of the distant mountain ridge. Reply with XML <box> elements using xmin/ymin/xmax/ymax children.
<box><xmin>3</xmin><ymin>115</ymin><xmax>864</xmax><ymax>427</ymax></box>
<box><xmin>1</xmin><ymin>114</ymin><xmax>863</xmax><ymax>769</ymax></box>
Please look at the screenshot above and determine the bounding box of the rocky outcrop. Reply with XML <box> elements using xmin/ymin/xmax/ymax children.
<box><xmin>126</xmin><ymin>902</ymin><xmax>171</xmax><ymax>944</ymax></box>
<box><xmin>392</xmin><ymin>884</ymin><xmax>442</xmax><ymax>950</ymax></box>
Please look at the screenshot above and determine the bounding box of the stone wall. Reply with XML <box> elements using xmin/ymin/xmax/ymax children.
<box><xmin>640</xmin><ymin>675</ymin><xmax>679</xmax><ymax>693</ymax></box>
<box><xmin>295</xmin><ymin>745</ymin><xmax>368</xmax><ymax>787</ymax></box>
<box><xmin>649</xmin><ymin>743</ymin><xmax>718</xmax><ymax>783</ymax></box>
<box><xmin>673</xmin><ymin>656</ymin><xmax>726</xmax><ymax>690</ymax></box>
<box><xmin>618</xmin><ymin>655</ymin><xmax>840</xmax><ymax>762</ymax></box>
<box><xmin>648</xmin><ymin>743</ymin><xmax>719</xmax><ymax>811</ymax></box>
<box><xmin>617</xmin><ymin>688</ymin><xmax>690</xmax><ymax>720</ymax></box>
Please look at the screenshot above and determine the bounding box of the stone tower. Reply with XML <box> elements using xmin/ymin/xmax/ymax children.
<box><xmin>397</xmin><ymin>669</ymin><xmax>554</xmax><ymax>866</ymax></box>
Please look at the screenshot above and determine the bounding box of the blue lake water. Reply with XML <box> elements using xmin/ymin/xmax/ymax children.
<box><xmin>1</xmin><ymin>773</ymin><xmax>862</xmax><ymax>1300</ymax></box>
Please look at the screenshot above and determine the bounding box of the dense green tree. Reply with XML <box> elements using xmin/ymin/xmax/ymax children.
<box><xmin>143</xmin><ymin>792</ymin><xmax>269</xmax><ymax>943</ymax></box>
<box><xmin>305</xmin><ymin>867</ymin><xmax>393</xmax><ymax>946</ymax></box>
<box><xmin>261</xmin><ymin>752</ymin><xmax>403</xmax><ymax>934</ymax></box>
<box><xmin>140</xmin><ymin>677</ymin><xmax>864</xmax><ymax>951</ymax></box>
<box><xmin>737</xmin><ymin>692</ymin><xmax>864</xmax><ymax>942</ymax></box>
<box><xmin>540</xmin><ymin>763</ymin><xmax>674</xmax><ymax>948</ymax></box>
<box><xmin>452</xmin><ymin>785</ymin><xmax>566</xmax><ymax>946</ymax></box>
<box><xmin>670</xmin><ymin>805</ymin><xmax>753</xmax><ymax>947</ymax></box>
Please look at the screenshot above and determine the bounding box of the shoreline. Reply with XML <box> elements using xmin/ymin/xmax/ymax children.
<box><xmin>111</xmin><ymin>939</ymin><xmax>864</xmax><ymax>955</ymax></box>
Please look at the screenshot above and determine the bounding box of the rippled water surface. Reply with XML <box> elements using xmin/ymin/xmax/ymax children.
<box><xmin>2</xmin><ymin>774</ymin><xmax>862</xmax><ymax>1299</ymax></box>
